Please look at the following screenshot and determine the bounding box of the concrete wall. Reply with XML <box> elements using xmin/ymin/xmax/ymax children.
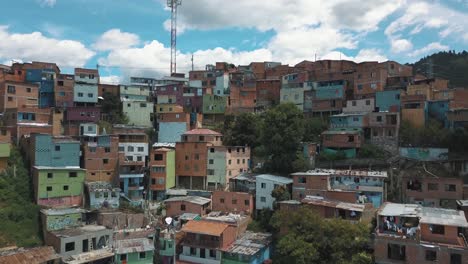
<box><xmin>256</xmin><ymin>178</ymin><xmax>288</xmax><ymax>210</ymax></box>
<box><xmin>212</xmin><ymin>191</ymin><xmax>253</xmax><ymax>214</ymax></box>
<box><xmin>119</xmin><ymin>142</ymin><xmax>149</xmax><ymax>162</ymax></box>
<box><xmin>399</xmin><ymin>148</ymin><xmax>449</xmax><ymax>161</ymax></box>
<box><xmin>34</xmin><ymin>168</ymin><xmax>85</xmax><ymax>207</ymax></box>
<box><xmin>73</xmin><ymin>83</ymin><xmax>98</xmax><ymax>103</ymax></box>
<box><xmin>164</xmin><ymin>200</ymin><xmax>208</xmax><ymax>217</ymax></box>
<box><xmin>343</xmin><ymin>98</ymin><xmax>375</xmax><ymax>113</ymax></box>
<box><xmin>33</xmin><ymin>134</ymin><xmax>80</xmax><ymax>167</ymax></box>
<box><xmin>158</xmin><ymin>122</ymin><xmax>187</xmax><ymax>143</ymax></box>
<box><xmin>207</xmin><ymin>148</ymin><xmax>227</xmax><ymax>189</ymax></box>
<box><xmin>123</xmin><ymin>101</ymin><xmax>154</xmax><ymax>127</ymax></box>
<box><xmin>376</xmin><ymin>90</ymin><xmax>401</xmax><ymax>112</ymax></box>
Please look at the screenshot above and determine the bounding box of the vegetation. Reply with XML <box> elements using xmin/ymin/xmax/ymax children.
<box><xmin>100</xmin><ymin>92</ymin><xmax>129</xmax><ymax>124</ymax></box>
<box><xmin>0</xmin><ymin>148</ymin><xmax>42</xmax><ymax>247</ymax></box>
<box><xmin>411</xmin><ymin>50</ymin><xmax>468</xmax><ymax>88</ymax></box>
<box><xmin>270</xmin><ymin>207</ymin><xmax>372</xmax><ymax>264</ymax></box>
<box><xmin>357</xmin><ymin>144</ymin><xmax>387</xmax><ymax>159</ymax></box>
<box><xmin>221</xmin><ymin>103</ymin><xmax>327</xmax><ymax>174</ymax></box>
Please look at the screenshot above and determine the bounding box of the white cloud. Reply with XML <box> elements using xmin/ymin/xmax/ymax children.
<box><xmin>390</xmin><ymin>39</ymin><xmax>413</xmax><ymax>53</ymax></box>
<box><xmin>38</xmin><ymin>0</ymin><xmax>56</xmax><ymax>7</ymax></box>
<box><xmin>100</xmin><ymin>75</ymin><xmax>121</xmax><ymax>84</ymax></box>
<box><xmin>0</xmin><ymin>25</ymin><xmax>94</xmax><ymax>68</ymax></box>
<box><xmin>92</xmin><ymin>29</ymin><xmax>140</xmax><ymax>51</ymax></box>
<box><xmin>322</xmin><ymin>49</ymin><xmax>387</xmax><ymax>62</ymax></box>
<box><xmin>41</xmin><ymin>22</ymin><xmax>67</xmax><ymax>38</ymax></box>
<box><xmin>409</xmin><ymin>42</ymin><xmax>449</xmax><ymax>58</ymax></box>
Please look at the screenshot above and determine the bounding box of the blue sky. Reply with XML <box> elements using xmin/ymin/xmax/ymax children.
<box><xmin>0</xmin><ymin>0</ymin><xmax>467</xmax><ymax>83</ymax></box>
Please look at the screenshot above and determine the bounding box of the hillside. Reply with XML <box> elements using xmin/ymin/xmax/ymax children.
<box><xmin>411</xmin><ymin>50</ymin><xmax>468</xmax><ymax>88</ymax></box>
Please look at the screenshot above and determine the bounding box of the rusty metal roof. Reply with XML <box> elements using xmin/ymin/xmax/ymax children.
<box><xmin>181</xmin><ymin>220</ymin><xmax>229</xmax><ymax>236</ymax></box>
<box><xmin>222</xmin><ymin>231</ymin><xmax>272</xmax><ymax>256</ymax></box>
<box><xmin>0</xmin><ymin>246</ymin><xmax>59</xmax><ymax>264</ymax></box>
<box><xmin>113</xmin><ymin>238</ymin><xmax>155</xmax><ymax>255</ymax></box>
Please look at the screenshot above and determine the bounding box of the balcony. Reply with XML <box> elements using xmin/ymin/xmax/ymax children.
<box><xmin>182</xmin><ymin>238</ymin><xmax>220</xmax><ymax>249</ymax></box>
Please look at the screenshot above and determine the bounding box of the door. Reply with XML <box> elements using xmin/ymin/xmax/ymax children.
<box><xmin>82</xmin><ymin>239</ymin><xmax>88</xmax><ymax>252</ymax></box>
<box><xmin>200</xmin><ymin>248</ymin><xmax>206</xmax><ymax>258</ymax></box>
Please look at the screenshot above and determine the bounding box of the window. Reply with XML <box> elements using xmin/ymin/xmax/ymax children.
<box><xmin>194</xmin><ymin>154</ymin><xmax>200</xmax><ymax>160</ymax></box>
<box><xmin>65</xmin><ymin>242</ymin><xmax>75</xmax><ymax>252</ymax></box>
<box><xmin>451</xmin><ymin>253</ymin><xmax>462</xmax><ymax>264</ymax></box>
<box><xmin>376</xmin><ymin>116</ymin><xmax>382</xmax><ymax>122</ymax></box>
<box><xmin>128</xmin><ymin>146</ymin><xmax>134</xmax><ymax>152</ymax></box>
<box><xmin>387</xmin><ymin>244</ymin><xmax>405</xmax><ymax>260</ymax></box>
<box><xmin>88</xmin><ymin>93</ymin><xmax>93</xmax><ymax>98</ymax></box>
<box><xmin>103</xmin><ymin>159</ymin><xmax>109</xmax><ymax>164</ymax></box>
<box><xmin>220</xmin><ymin>198</ymin><xmax>225</xmax><ymax>204</ymax></box>
<box><xmin>47</xmin><ymin>186</ymin><xmax>52</xmax><ymax>191</ymax></box>
<box><xmin>87</xmin><ymin>126</ymin><xmax>93</xmax><ymax>132</ymax></box>
<box><xmin>232</xmin><ymin>199</ymin><xmax>237</xmax><ymax>204</ymax></box>
<box><xmin>89</xmin><ymin>74</ymin><xmax>95</xmax><ymax>79</ymax></box>
<box><xmin>445</xmin><ymin>184</ymin><xmax>456</xmax><ymax>192</ymax></box>
<box><xmin>139</xmin><ymin>252</ymin><xmax>146</xmax><ymax>259</ymax></box>
<box><xmin>260</xmin><ymin>196</ymin><xmax>266</xmax><ymax>202</ymax></box>
<box><xmin>118</xmin><ymin>146</ymin><xmax>124</xmax><ymax>152</ymax></box>
<box><xmin>152</xmin><ymin>166</ymin><xmax>166</xmax><ymax>173</ymax></box>
<box><xmin>353</xmin><ymin>117</ymin><xmax>359</xmax><ymax>122</ymax></box>
<box><xmin>55</xmin><ymin>145</ymin><xmax>61</xmax><ymax>151</ymax></box>
<box><xmin>120</xmin><ymin>254</ymin><xmax>127</xmax><ymax>261</ymax></box>
<box><xmin>348</xmin><ymin>135</ymin><xmax>355</xmax><ymax>142</ymax></box>
<box><xmin>209</xmin><ymin>250</ymin><xmax>216</xmax><ymax>258</ymax></box>
<box><xmin>357</xmin><ymin>84</ymin><xmax>363</xmax><ymax>90</ymax></box>
<box><xmin>47</xmin><ymin>173</ymin><xmax>53</xmax><ymax>179</ymax></box>
<box><xmin>137</xmin><ymin>147</ymin><xmax>144</xmax><ymax>152</ymax></box>
<box><xmin>151</xmin><ymin>178</ymin><xmax>156</xmax><ymax>185</ymax></box>
<box><xmin>428</xmin><ymin>183</ymin><xmax>439</xmax><ymax>191</ymax></box>
<box><xmin>237</xmin><ymin>159</ymin><xmax>240</xmax><ymax>164</ymax></box>
<box><xmin>395</xmin><ymin>94</ymin><xmax>400</xmax><ymax>100</ymax></box>
<box><xmin>78</xmin><ymin>92</ymin><xmax>84</xmax><ymax>97</ymax></box>
<box><xmin>261</xmin><ymin>183</ymin><xmax>266</xmax><ymax>189</ymax></box>
<box><xmin>26</xmin><ymin>87</ymin><xmax>32</xmax><ymax>93</ymax></box>
<box><xmin>352</xmin><ymin>101</ymin><xmax>357</xmax><ymax>106</ymax></box>
<box><xmin>228</xmin><ymin>160</ymin><xmax>232</xmax><ymax>165</ymax></box>
<box><xmin>207</xmin><ymin>169</ymin><xmax>214</xmax><ymax>175</ymax></box>
<box><xmin>7</xmin><ymin>97</ymin><xmax>12</xmax><ymax>102</ymax></box>
<box><xmin>371</xmin><ymin>72</ymin><xmax>375</xmax><ymax>77</ymax></box>
<box><xmin>242</xmin><ymin>159</ymin><xmax>245</xmax><ymax>164</ymax></box>
<box><xmin>430</xmin><ymin>224</ymin><xmax>444</xmax><ymax>235</ymax></box>
<box><xmin>199</xmin><ymin>136</ymin><xmax>205</xmax><ymax>141</ymax></box>
<box><xmin>111</xmin><ymin>191</ymin><xmax>117</xmax><ymax>197</ymax></box>
<box><xmin>63</xmin><ymin>185</ymin><xmax>69</xmax><ymax>191</ymax></box>
<box><xmin>104</xmin><ymin>147</ymin><xmax>110</xmax><ymax>153</ymax></box>
<box><xmin>190</xmin><ymin>247</ymin><xmax>196</xmax><ymax>256</ymax></box>
<box><xmin>209</xmin><ymin>159</ymin><xmax>214</xmax><ymax>164</ymax></box>
<box><xmin>103</xmin><ymin>192</ymin><xmax>108</xmax><ymax>198</ymax></box>
<box><xmin>140</xmin><ymin>103</ymin><xmax>147</xmax><ymax>107</ymax></box>
<box><xmin>153</xmin><ymin>154</ymin><xmax>163</xmax><ymax>161</ymax></box>
<box><xmin>299</xmin><ymin>177</ymin><xmax>306</xmax><ymax>183</ymax></box>
<box><xmin>136</xmin><ymin>156</ymin><xmax>143</xmax><ymax>162</ymax></box>
<box><xmin>425</xmin><ymin>250</ymin><xmax>437</xmax><ymax>261</ymax></box>
<box><xmin>7</xmin><ymin>85</ymin><xmax>15</xmax><ymax>94</ymax></box>
<box><xmin>366</xmin><ymin>100</ymin><xmax>370</xmax><ymax>105</ymax></box>
<box><xmin>245</xmin><ymin>200</ymin><xmax>250</xmax><ymax>206</ymax></box>
<box><xmin>69</xmin><ymin>172</ymin><xmax>77</xmax><ymax>178</ymax></box>
<box><xmin>180</xmin><ymin>204</ymin><xmax>186</xmax><ymax>211</ymax></box>
<box><xmin>185</xmin><ymin>155</ymin><xmax>189</xmax><ymax>161</ymax></box>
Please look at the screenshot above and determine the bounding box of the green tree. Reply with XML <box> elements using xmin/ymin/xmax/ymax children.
<box><xmin>100</xmin><ymin>92</ymin><xmax>128</xmax><ymax>124</ymax></box>
<box><xmin>261</xmin><ymin>103</ymin><xmax>305</xmax><ymax>174</ymax></box>
<box><xmin>271</xmin><ymin>185</ymin><xmax>291</xmax><ymax>202</ymax></box>
<box><xmin>303</xmin><ymin>117</ymin><xmax>327</xmax><ymax>142</ymax></box>
<box><xmin>222</xmin><ymin>113</ymin><xmax>262</xmax><ymax>148</ymax></box>
<box><xmin>270</xmin><ymin>207</ymin><xmax>371</xmax><ymax>264</ymax></box>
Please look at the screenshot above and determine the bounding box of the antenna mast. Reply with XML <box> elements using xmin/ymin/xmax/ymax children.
<box><xmin>167</xmin><ymin>0</ymin><xmax>182</xmax><ymax>75</ymax></box>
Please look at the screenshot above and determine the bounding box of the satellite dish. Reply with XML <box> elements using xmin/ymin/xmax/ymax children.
<box><xmin>165</xmin><ymin>217</ymin><xmax>173</xmax><ymax>225</ymax></box>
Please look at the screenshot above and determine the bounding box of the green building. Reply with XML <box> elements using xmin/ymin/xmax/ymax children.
<box><xmin>33</xmin><ymin>166</ymin><xmax>86</xmax><ymax>208</ymax></box>
<box><xmin>114</xmin><ymin>238</ymin><xmax>155</xmax><ymax>264</ymax></box>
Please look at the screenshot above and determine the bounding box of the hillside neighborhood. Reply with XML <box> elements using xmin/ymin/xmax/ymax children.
<box><xmin>0</xmin><ymin>56</ymin><xmax>468</xmax><ymax>264</ymax></box>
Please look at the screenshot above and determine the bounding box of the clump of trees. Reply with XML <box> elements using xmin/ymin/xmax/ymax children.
<box><xmin>222</xmin><ymin>103</ymin><xmax>327</xmax><ymax>174</ymax></box>
<box><xmin>270</xmin><ymin>207</ymin><xmax>372</xmax><ymax>264</ymax></box>
<box><xmin>0</xmin><ymin>148</ymin><xmax>42</xmax><ymax>247</ymax></box>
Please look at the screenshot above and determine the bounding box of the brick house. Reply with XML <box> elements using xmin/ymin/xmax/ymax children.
<box><xmin>211</xmin><ymin>191</ymin><xmax>254</xmax><ymax>214</ymax></box>
<box><xmin>164</xmin><ymin>196</ymin><xmax>211</xmax><ymax>217</ymax></box>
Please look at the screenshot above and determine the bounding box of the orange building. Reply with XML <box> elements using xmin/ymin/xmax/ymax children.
<box><xmin>164</xmin><ymin>196</ymin><xmax>211</xmax><ymax>217</ymax></box>
<box><xmin>0</xmin><ymin>81</ymin><xmax>39</xmax><ymax>111</ymax></box>
<box><xmin>81</xmin><ymin>135</ymin><xmax>119</xmax><ymax>183</ymax></box>
<box><xmin>211</xmin><ymin>191</ymin><xmax>254</xmax><ymax>214</ymax></box>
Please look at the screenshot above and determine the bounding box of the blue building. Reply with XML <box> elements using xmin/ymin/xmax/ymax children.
<box><xmin>428</xmin><ymin>100</ymin><xmax>449</xmax><ymax>127</ymax></box>
<box><xmin>221</xmin><ymin>231</ymin><xmax>272</xmax><ymax>264</ymax></box>
<box><xmin>329</xmin><ymin>113</ymin><xmax>367</xmax><ymax>128</ymax></box>
<box><xmin>31</xmin><ymin>134</ymin><xmax>80</xmax><ymax>167</ymax></box>
<box><xmin>375</xmin><ymin>90</ymin><xmax>401</xmax><ymax>112</ymax></box>
<box><xmin>26</xmin><ymin>69</ymin><xmax>56</xmax><ymax>108</ymax></box>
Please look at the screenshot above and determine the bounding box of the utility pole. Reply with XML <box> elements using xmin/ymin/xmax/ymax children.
<box><xmin>167</xmin><ymin>0</ymin><xmax>182</xmax><ymax>75</ymax></box>
<box><xmin>191</xmin><ymin>53</ymin><xmax>194</xmax><ymax>71</ymax></box>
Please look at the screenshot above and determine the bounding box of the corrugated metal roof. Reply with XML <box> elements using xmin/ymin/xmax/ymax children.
<box><xmin>302</xmin><ymin>196</ymin><xmax>365</xmax><ymax>212</ymax></box>
<box><xmin>181</xmin><ymin>220</ymin><xmax>228</xmax><ymax>236</ymax></box>
<box><xmin>114</xmin><ymin>238</ymin><xmax>155</xmax><ymax>255</ymax></box>
<box><xmin>183</xmin><ymin>128</ymin><xmax>221</xmax><ymax>135</ymax></box>
<box><xmin>63</xmin><ymin>248</ymin><xmax>114</xmax><ymax>264</ymax></box>
<box><xmin>0</xmin><ymin>246</ymin><xmax>59</xmax><ymax>264</ymax></box>
<box><xmin>420</xmin><ymin>207</ymin><xmax>468</xmax><ymax>227</ymax></box>
<box><xmin>256</xmin><ymin>174</ymin><xmax>292</xmax><ymax>184</ymax></box>
<box><xmin>379</xmin><ymin>203</ymin><xmax>421</xmax><ymax>217</ymax></box>
<box><xmin>152</xmin><ymin>142</ymin><xmax>176</xmax><ymax>148</ymax></box>
<box><xmin>222</xmin><ymin>231</ymin><xmax>271</xmax><ymax>256</ymax></box>
<box><xmin>291</xmin><ymin>169</ymin><xmax>387</xmax><ymax>178</ymax></box>
<box><xmin>164</xmin><ymin>196</ymin><xmax>211</xmax><ymax>205</ymax></box>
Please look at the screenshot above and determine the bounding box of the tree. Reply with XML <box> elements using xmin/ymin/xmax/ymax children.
<box><xmin>100</xmin><ymin>92</ymin><xmax>128</xmax><ymax>124</ymax></box>
<box><xmin>270</xmin><ymin>207</ymin><xmax>371</xmax><ymax>264</ymax></box>
<box><xmin>261</xmin><ymin>103</ymin><xmax>305</xmax><ymax>174</ymax></box>
<box><xmin>271</xmin><ymin>185</ymin><xmax>291</xmax><ymax>203</ymax></box>
<box><xmin>303</xmin><ymin>117</ymin><xmax>327</xmax><ymax>142</ymax></box>
<box><xmin>222</xmin><ymin>113</ymin><xmax>262</xmax><ymax>148</ymax></box>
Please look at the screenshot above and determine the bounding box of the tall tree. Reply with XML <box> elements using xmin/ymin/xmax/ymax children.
<box><xmin>223</xmin><ymin>113</ymin><xmax>262</xmax><ymax>148</ymax></box>
<box><xmin>271</xmin><ymin>207</ymin><xmax>372</xmax><ymax>264</ymax></box>
<box><xmin>261</xmin><ymin>103</ymin><xmax>305</xmax><ymax>174</ymax></box>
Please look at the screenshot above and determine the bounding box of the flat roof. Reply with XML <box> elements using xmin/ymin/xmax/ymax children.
<box><xmin>291</xmin><ymin>169</ymin><xmax>387</xmax><ymax>178</ymax></box>
<box><xmin>222</xmin><ymin>231</ymin><xmax>272</xmax><ymax>256</ymax></box>
<box><xmin>256</xmin><ymin>174</ymin><xmax>292</xmax><ymax>184</ymax></box>
<box><xmin>420</xmin><ymin>207</ymin><xmax>468</xmax><ymax>227</ymax></box>
<box><xmin>40</xmin><ymin>208</ymin><xmax>86</xmax><ymax>216</ymax></box>
<box><xmin>164</xmin><ymin>196</ymin><xmax>211</xmax><ymax>205</ymax></box>
<box><xmin>166</xmin><ymin>189</ymin><xmax>188</xmax><ymax>196</ymax></box>
<box><xmin>113</xmin><ymin>238</ymin><xmax>154</xmax><ymax>255</ymax></box>
<box><xmin>457</xmin><ymin>200</ymin><xmax>468</xmax><ymax>207</ymax></box>
<box><xmin>181</xmin><ymin>220</ymin><xmax>229</xmax><ymax>236</ymax></box>
<box><xmin>302</xmin><ymin>196</ymin><xmax>365</xmax><ymax>212</ymax></box>
<box><xmin>378</xmin><ymin>203</ymin><xmax>420</xmax><ymax>217</ymax></box>
<box><xmin>50</xmin><ymin>225</ymin><xmax>110</xmax><ymax>238</ymax></box>
<box><xmin>203</xmin><ymin>212</ymin><xmax>248</xmax><ymax>224</ymax></box>
<box><xmin>62</xmin><ymin>248</ymin><xmax>114</xmax><ymax>264</ymax></box>
<box><xmin>231</xmin><ymin>173</ymin><xmax>258</xmax><ymax>182</ymax></box>
<box><xmin>152</xmin><ymin>142</ymin><xmax>176</xmax><ymax>148</ymax></box>
<box><xmin>33</xmin><ymin>166</ymin><xmax>84</xmax><ymax>170</ymax></box>
<box><xmin>183</xmin><ymin>128</ymin><xmax>222</xmax><ymax>136</ymax></box>
<box><xmin>322</xmin><ymin>128</ymin><xmax>362</xmax><ymax>135</ymax></box>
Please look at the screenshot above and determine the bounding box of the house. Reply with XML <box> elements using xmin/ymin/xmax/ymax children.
<box><xmin>308</xmin><ymin>80</ymin><xmax>346</xmax><ymax>117</ymax></box>
<box><xmin>81</xmin><ymin>134</ymin><xmax>119</xmax><ymax>183</ymax></box>
<box><xmin>73</xmin><ymin>68</ymin><xmax>99</xmax><ymax>105</ymax></box>
<box><xmin>321</xmin><ymin>128</ymin><xmax>363</xmax><ymax>158</ymax></box>
<box><xmin>202</xmin><ymin>94</ymin><xmax>227</xmax><ymax>125</ymax></box>
<box><xmin>40</xmin><ymin>208</ymin><xmax>85</xmax><ymax>234</ymax></box>
<box><xmin>25</xmin><ymin>64</ymin><xmax>58</xmax><ymax>108</ymax></box>
<box><xmin>402</xmin><ymin>175</ymin><xmax>463</xmax><ymax>209</ymax></box>
<box><xmin>180</xmin><ymin>220</ymin><xmax>237</xmax><ymax>264</ymax></box>
<box><xmin>149</xmin><ymin>143</ymin><xmax>176</xmax><ymax>200</ymax></box>
<box><xmin>211</xmin><ymin>191</ymin><xmax>254</xmax><ymax>214</ymax></box>
<box><xmin>342</xmin><ymin>98</ymin><xmax>375</xmax><ymax>113</ymax></box>
<box><xmin>374</xmin><ymin>203</ymin><xmax>468</xmax><ymax>264</ymax></box>
<box><xmin>113</xmin><ymin>238</ymin><xmax>154</xmax><ymax>264</ymax></box>
<box><xmin>291</xmin><ymin>169</ymin><xmax>387</xmax><ymax>208</ymax></box>
<box><xmin>0</xmin><ymin>246</ymin><xmax>60</xmax><ymax>264</ymax></box>
<box><xmin>30</xmin><ymin>134</ymin><xmax>80</xmax><ymax>168</ymax></box>
<box><xmin>280</xmin><ymin>72</ymin><xmax>310</xmax><ymax>111</ymax></box>
<box><xmin>98</xmin><ymin>83</ymin><xmax>120</xmax><ymax>98</ymax></box>
<box><xmin>0</xmin><ymin>81</ymin><xmax>39</xmax><ymax>111</ymax></box>
<box><xmin>329</xmin><ymin>113</ymin><xmax>368</xmax><ymax>129</ymax></box>
<box><xmin>203</xmin><ymin>211</ymin><xmax>251</xmax><ymax>238</ymax></box>
<box><xmin>375</xmin><ymin>89</ymin><xmax>401</xmax><ymax>112</ymax></box>
<box><xmin>164</xmin><ymin>196</ymin><xmax>211</xmax><ymax>217</ymax></box>
<box><xmin>85</xmin><ymin>181</ymin><xmax>120</xmax><ymax>210</ymax></box>
<box><xmin>55</xmin><ymin>74</ymin><xmax>74</xmax><ymax>108</ymax></box>
<box><xmin>229</xmin><ymin>173</ymin><xmax>257</xmax><ymax>194</ymax></box>
<box><xmin>207</xmin><ymin>146</ymin><xmax>251</xmax><ymax>190</ymax></box>
<box><xmin>3</xmin><ymin>107</ymin><xmax>54</xmax><ymax>142</ymax></box>
<box><xmin>255</xmin><ymin>79</ymin><xmax>281</xmax><ymax>111</ymax></box>
<box><xmin>123</xmin><ymin>100</ymin><xmax>154</xmax><ymax>127</ymax></box>
<box><xmin>300</xmin><ymin>195</ymin><xmax>371</xmax><ymax>222</ymax></box>
<box><xmin>447</xmin><ymin>108</ymin><xmax>468</xmax><ymax>130</ymax></box>
<box><xmin>120</xmin><ymin>85</ymin><xmax>150</xmax><ymax>102</ymax></box>
<box><xmin>368</xmin><ymin>111</ymin><xmax>400</xmax><ymax>153</ymax></box>
<box><xmin>32</xmin><ymin>166</ymin><xmax>86</xmax><ymax>207</ymax></box>
<box><xmin>0</xmin><ymin>128</ymin><xmax>11</xmax><ymax>171</ymax></box>
<box><xmin>157</xmin><ymin>112</ymin><xmax>190</xmax><ymax>143</ymax></box>
<box><xmin>428</xmin><ymin>99</ymin><xmax>450</xmax><ymax>126</ymax></box>
<box><xmin>175</xmin><ymin>129</ymin><xmax>223</xmax><ymax>189</ymax></box>
<box><xmin>255</xmin><ymin>174</ymin><xmax>293</xmax><ymax>211</ymax></box>
<box><xmin>221</xmin><ymin>231</ymin><xmax>272</xmax><ymax>264</ymax></box>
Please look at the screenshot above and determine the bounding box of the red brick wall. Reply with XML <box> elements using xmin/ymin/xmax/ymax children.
<box><xmin>165</xmin><ymin>200</ymin><xmax>208</xmax><ymax>217</ymax></box>
<box><xmin>221</xmin><ymin>225</ymin><xmax>238</xmax><ymax>248</ymax></box>
<box><xmin>211</xmin><ymin>191</ymin><xmax>253</xmax><ymax>214</ymax></box>
<box><xmin>403</xmin><ymin>177</ymin><xmax>463</xmax><ymax>203</ymax></box>
<box><xmin>175</xmin><ymin>142</ymin><xmax>208</xmax><ymax>177</ymax></box>
<box><xmin>82</xmin><ymin>136</ymin><xmax>119</xmax><ymax>183</ymax></box>
<box><xmin>322</xmin><ymin>133</ymin><xmax>362</xmax><ymax>148</ymax></box>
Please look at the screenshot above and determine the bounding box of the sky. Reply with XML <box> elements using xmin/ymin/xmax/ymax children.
<box><xmin>0</xmin><ymin>0</ymin><xmax>467</xmax><ymax>83</ymax></box>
